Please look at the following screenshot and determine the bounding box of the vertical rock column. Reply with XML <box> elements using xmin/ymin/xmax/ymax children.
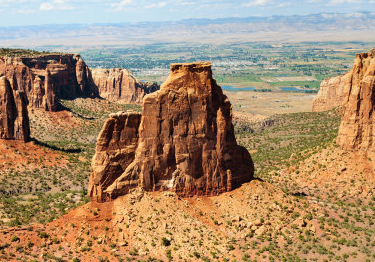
<box><xmin>90</xmin><ymin>62</ymin><xmax>254</xmax><ymax>201</ymax></box>
<box><xmin>0</xmin><ymin>76</ymin><xmax>30</xmax><ymax>142</ymax></box>
<box><xmin>337</xmin><ymin>50</ymin><xmax>375</xmax><ymax>150</ymax></box>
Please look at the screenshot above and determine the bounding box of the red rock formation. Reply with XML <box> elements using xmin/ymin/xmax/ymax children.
<box><xmin>312</xmin><ymin>73</ymin><xmax>349</xmax><ymax>112</ymax></box>
<box><xmin>0</xmin><ymin>76</ymin><xmax>30</xmax><ymax>142</ymax></box>
<box><xmin>0</xmin><ymin>54</ymin><xmax>98</xmax><ymax>111</ymax></box>
<box><xmin>89</xmin><ymin>111</ymin><xmax>142</xmax><ymax>201</ymax></box>
<box><xmin>91</xmin><ymin>68</ymin><xmax>159</xmax><ymax>103</ymax></box>
<box><xmin>89</xmin><ymin>62</ymin><xmax>254</xmax><ymax>201</ymax></box>
<box><xmin>337</xmin><ymin>49</ymin><xmax>375</xmax><ymax>150</ymax></box>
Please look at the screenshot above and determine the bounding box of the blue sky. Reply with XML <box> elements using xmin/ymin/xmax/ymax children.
<box><xmin>0</xmin><ymin>0</ymin><xmax>374</xmax><ymax>26</ymax></box>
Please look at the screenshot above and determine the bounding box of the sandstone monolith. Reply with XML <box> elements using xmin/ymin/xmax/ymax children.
<box><xmin>337</xmin><ymin>49</ymin><xmax>375</xmax><ymax>150</ymax></box>
<box><xmin>89</xmin><ymin>62</ymin><xmax>254</xmax><ymax>201</ymax></box>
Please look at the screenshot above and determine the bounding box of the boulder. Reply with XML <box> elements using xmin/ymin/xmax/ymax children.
<box><xmin>89</xmin><ymin>62</ymin><xmax>254</xmax><ymax>201</ymax></box>
<box><xmin>0</xmin><ymin>76</ymin><xmax>30</xmax><ymax>142</ymax></box>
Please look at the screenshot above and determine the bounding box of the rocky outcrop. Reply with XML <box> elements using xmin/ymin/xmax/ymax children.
<box><xmin>89</xmin><ymin>62</ymin><xmax>254</xmax><ymax>201</ymax></box>
<box><xmin>337</xmin><ymin>50</ymin><xmax>375</xmax><ymax>150</ymax></box>
<box><xmin>91</xmin><ymin>68</ymin><xmax>159</xmax><ymax>103</ymax></box>
<box><xmin>312</xmin><ymin>73</ymin><xmax>349</xmax><ymax>112</ymax></box>
<box><xmin>0</xmin><ymin>54</ymin><xmax>98</xmax><ymax>111</ymax></box>
<box><xmin>89</xmin><ymin>111</ymin><xmax>142</xmax><ymax>201</ymax></box>
<box><xmin>0</xmin><ymin>76</ymin><xmax>30</xmax><ymax>142</ymax></box>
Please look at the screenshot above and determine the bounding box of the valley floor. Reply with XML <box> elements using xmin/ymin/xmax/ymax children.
<box><xmin>0</xmin><ymin>98</ymin><xmax>374</xmax><ymax>262</ymax></box>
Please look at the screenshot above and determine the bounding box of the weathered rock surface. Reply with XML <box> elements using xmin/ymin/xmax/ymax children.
<box><xmin>337</xmin><ymin>49</ymin><xmax>375</xmax><ymax>150</ymax></box>
<box><xmin>312</xmin><ymin>73</ymin><xmax>349</xmax><ymax>112</ymax></box>
<box><xmin>89</xmin><ymin>62</ymin><xmax>254</xmax><ymax>201</ymax></box>
<box><xmin>89</xmin><ymin>111</ymin><xmax>142</xmax><ymax>201</ymax></box>
<box><xmin>0</xmin><ymin>54</ymin><xmax>98</xmax><ymax>111</ymax></box>
<box><xmin>91</xmin><ymin>68</ymin><xmax>159</xmax><ymax>103</ymax></box>
<box><xmin>0</xmin><ymin>76</ymin><xmax>30</xmax><ymax>142</ymax></box>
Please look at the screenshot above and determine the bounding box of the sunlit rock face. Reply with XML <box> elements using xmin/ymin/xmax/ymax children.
<box><xmin>337</xmin><ymin>50</ymin><xmax>375</xmax><ymax>150</ymax></box>
<box><xmin>312</xmin><ymin>73</ymin><xmax>348</xmax><ymax>112</ymax></box>
<box><xmin>91</xmin><ymin>68</ymin><xmax>159</xmax><ymax>104</ymax></box>
<box><xmin>0</xmin><ymin>54</ymin><xmax>98</xmax><ymax>111</ymax></box>
<box><xmin>89</xmin><ymin>62</ymin><xmax>254</xmax><ymax>201</ymax></box>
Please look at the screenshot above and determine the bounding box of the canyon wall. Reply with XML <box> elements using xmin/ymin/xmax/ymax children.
<box><xmin>0</xmin><ymin>54</ymin><xmax>98</xmax><ymax>111</ymax></box>
<box><xmin>91</xmin><ymin>68</ymin><xmax>159</xmax><ymax>104</ymax></box>
<box><xmin>312</xmin><ymin>73</ymin><xmax>348</xmax><ymax>112</ymax></box>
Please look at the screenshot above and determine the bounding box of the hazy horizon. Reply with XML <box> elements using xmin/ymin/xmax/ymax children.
<box><xmin>0</xmin><ymin>0</ymin><xmax>374</xmax><ymax>27</ymax></box>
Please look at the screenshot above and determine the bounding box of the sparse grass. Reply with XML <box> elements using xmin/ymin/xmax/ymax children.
<box><xmin>0</xmin><ymin>98</ymin><xmax>141</xmax><ymax>227</ymax></box>
<box><xmin>0</xmin><ymin>48</ymin><xmax>58</xmax><ymax>57</ymax></box>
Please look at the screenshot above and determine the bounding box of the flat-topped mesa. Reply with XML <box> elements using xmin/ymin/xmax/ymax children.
<box><xmin>91</xmin><ymin>68</ymin><xmax>159</xmax><ymax>104</ymax></box>
<box><xmin>312</xmin><ymin>73</ymin><xmax>349</xmax><ymax>112</ymax></box>
<box><xmin>0</xmin><ymin>54</ymin><xmax>98</xmax><ymax>111</ymax></box>
<box><xmin>89</xmin><ymin>62</ymin><xmax>254</xmax><ymax>201</ymax></box>
<box><xmin>337</xmin><ymin>49</ymin><xmax>375</xmax><ymax>150</ymax></box>
<box><xmin>0</xmin><ymin>76</ymin><xmax>30</xmax><ymax>142</ymax></box>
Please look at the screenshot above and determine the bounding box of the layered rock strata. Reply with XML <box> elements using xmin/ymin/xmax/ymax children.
<box><xmin>312</xmin><ymin>73</ymin><xmax>348</xmax><ymax>112</ymax></box>
<box><xmin>337</xmin><ymin>50</ymin><xmax>375</xmax><ymax>150</ymax></box>
<box><xmin>0</xmin><ymin>54</ymin><xmax>98</xmax><ymax>111</ymax></box>
<box><xmin>91</xmin><ymin>68</ymin><xmax>159</xmax><ymax>103</ymax></box>
<box><xmin>89</xmin><ymin>62</ymin><xmax>254</xmax><ymax>201</ymax></box>
<box><xmin>0</xmin><ymin>76</ymin><xmax>30</xmax><ymax>142</ymax></box>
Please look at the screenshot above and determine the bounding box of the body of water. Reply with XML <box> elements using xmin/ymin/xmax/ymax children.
<box><xmin>221</xmin><ymin>85</ymin><xmax>255</xmax><ymax>91</ymax></box>
<box><xmin>220</xmin><ymin>85</ymin><xmax>317</xmax><ymax>93</ymax></box>
<box><xmin>279</xmin><ymin>87</ymin><xmax>301</xmax><ymax>91</ymax></box>
<box><xmin>279</xmin><ymin>87</ymin><xmax>317</xmax><ymax>93</ymax></box>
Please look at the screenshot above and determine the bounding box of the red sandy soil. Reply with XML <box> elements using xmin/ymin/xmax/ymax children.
<box><xmin>0</xmin><ymin>139</ymin><xmax>66</xmax><ymax>168</ymax></box>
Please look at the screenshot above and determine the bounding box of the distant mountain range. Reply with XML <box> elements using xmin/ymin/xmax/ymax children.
<box><xmin>1</xmin><ymin>11</ymin><xmax>375</xmax><ymax>47</ymax></box>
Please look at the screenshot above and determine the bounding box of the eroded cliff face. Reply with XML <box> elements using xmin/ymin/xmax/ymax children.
<box><xmin>89</xmin><ymin>112</ymin><xmax>142</xmax><ymax>201</ymax></box>
<box><xmin>89</xmin><ymin>62</ymin><xmax>254</xmax><ymax>201</ymax></box>
<box><xmin>0</xmin><ymin>54</ymin><xmax>98</xmax><ymax>111</ymax></box>
<box><xmin>91</xmin><ymin>68</ymin><xmax>159</xmax><ymax>103</ymax></box>
<box><xmin>0</xmin><ymin>76</ymin><xmax>30</xmax><ymax>142</ymax></box>
<box><xmin>337</xmin><ymin>50</ymin><xmax>375</xmax><ymax>150</ymax></box>
<box><xmin>312</xmin><ymin>73</ymin><xmax>349</xmax><ymax>112</ymax></box>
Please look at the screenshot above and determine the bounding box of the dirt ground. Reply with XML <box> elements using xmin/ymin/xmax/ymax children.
<box><xmin>225</xmin><ymin>90</ymin><xmax>315</xmax><ymax>118</ymax></box>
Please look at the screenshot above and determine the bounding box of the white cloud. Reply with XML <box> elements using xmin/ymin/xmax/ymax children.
<box><xmin>278</xmin><ymin>2</ymin><xmax>291</xmax><ymax>7</ymax></box>
<box><xmin>242</xmin><ymin>0</ymin><xmax>271</xmax><ymax>7</ymax></box>
<box><xmin>177</xmin><ymin>1</ymin><xmax>195</xmax><ymax>6</ymax></box>
<box><xmin>146</xmin><ymin>1</ymin><xmax>167</xmax><ymax>8</ymax></box>
<box><xmin>110</xmin><ymin>0</ymin><xmax>134</xmax><ymax>10</ymax></box>
<box><xmin>328</xmin><ymin>0</ymin><xmax>360</xmax><ymax>4</ymax></box>
<box><xmin>40</xmin><ymin>0</ymin><xmax>73</xmax><ymax>11</ymax></box>
<box><xmin>40</xmin><ymin>3</ymin><xmax>54</xmax><ymax>10</ymax></box>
